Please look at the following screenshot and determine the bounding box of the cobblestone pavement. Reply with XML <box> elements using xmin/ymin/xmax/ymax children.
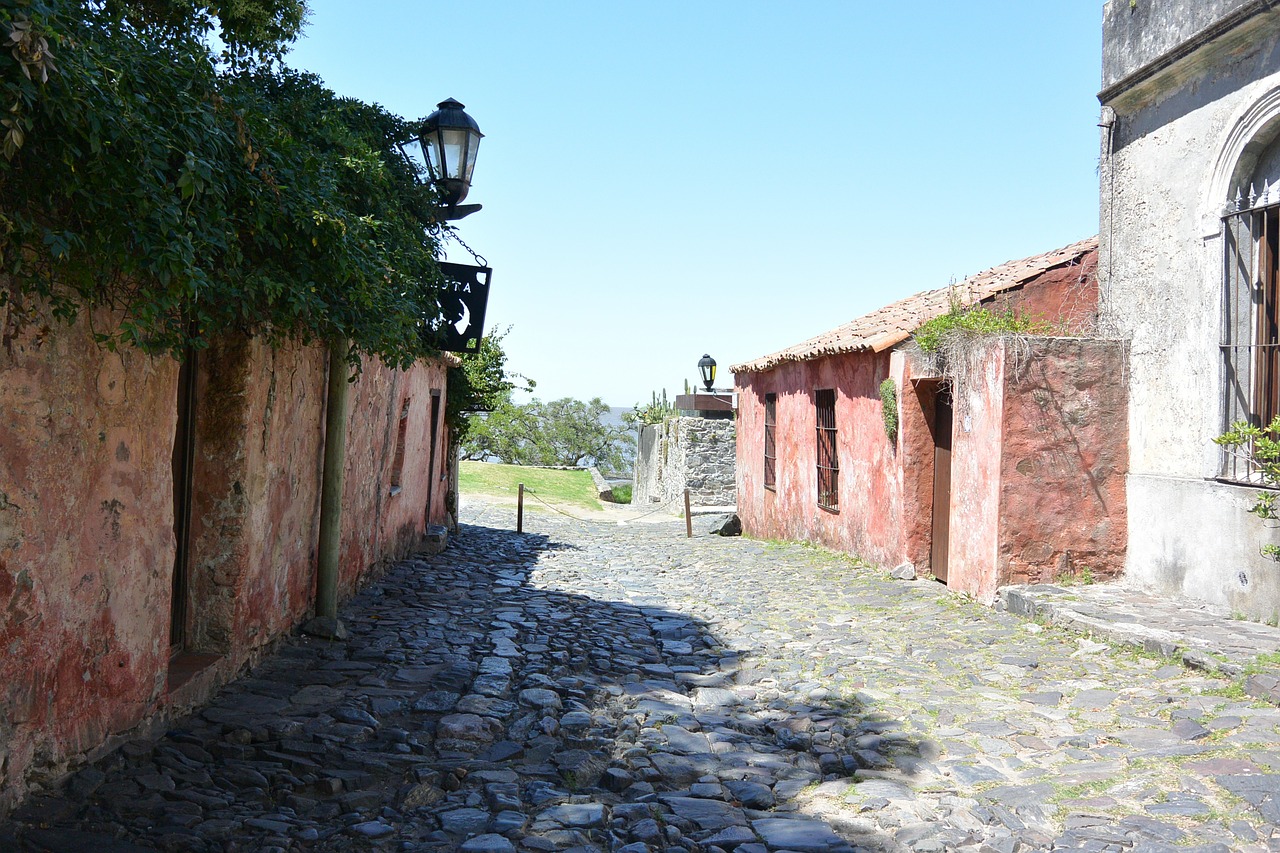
<box><xmin>4</xmin><ymin>499</ymin><xmax>1280</xmax><ymax>852</ymax></box>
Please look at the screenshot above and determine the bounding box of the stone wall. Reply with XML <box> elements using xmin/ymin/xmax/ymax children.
<box><xmin>0</xmin><ymin>301</ymin><xmax>452</xmax><ymax>814</ymax></box>
<box><xmin>633</xmin><ymin>417</ymin><xmax>736</xmax><ymax>509</ymax></box>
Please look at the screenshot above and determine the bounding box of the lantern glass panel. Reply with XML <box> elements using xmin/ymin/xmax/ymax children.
<box><xmin>463</xmin><ymin>131</ymin><xmax>481</xmax><ymax>184</ymax></box>
<box><xmin>439</xmin><ymin>127</ymin><xmax>470</xmax><ymax>180</ymax></box>
<box><xmin>399</xmin><ymin>139</ymin><xmax>429</xmax><ymax>180</ymax></box>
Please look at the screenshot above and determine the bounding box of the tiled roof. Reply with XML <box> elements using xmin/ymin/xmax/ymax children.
<box><xmin>730</xmin><ymin>236</ymin><xmax>1099</xmax><ymax>374</ymax></box>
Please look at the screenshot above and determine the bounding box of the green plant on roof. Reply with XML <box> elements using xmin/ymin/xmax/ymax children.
<box><xmin>912</xmin><ymin>305</ymin><xmax>1053</xmax><ymax>353</ymax></box>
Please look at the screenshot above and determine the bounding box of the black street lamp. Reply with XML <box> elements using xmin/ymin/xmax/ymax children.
<box><xmin>401</xmin><ymin>97</ymin><xmax>484</xmax><ymax>221</ymax></box>
<box><xmin>698</xmin><ymin>354</ymin><xmax>717</xmax><ymax>392</ymax></box>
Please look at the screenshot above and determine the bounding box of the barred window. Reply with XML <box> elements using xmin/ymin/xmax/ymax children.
<box><xmin>815</xmin><ymin>389</ymin><xmax>838</xmax><ymax>511</ymax></box>
<box><xmin>1222</xmin><ymin>202</ymin><xmax>1280</xmax><ymax>481</ymax></box>
<box><xmin>764</xmin><ymin>393</ymin><xmax>777</xmax><ymax>490</ymax></box>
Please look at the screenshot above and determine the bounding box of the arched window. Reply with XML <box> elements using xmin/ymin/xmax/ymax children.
<box><xmin>1221</xmin><ymin>136</ymin><xmax>1280</xmax><ymax>481</ymax></box>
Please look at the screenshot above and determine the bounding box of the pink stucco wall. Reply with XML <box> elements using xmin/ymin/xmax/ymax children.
<box><xmin>946</xmin><ymin>337</ymin><xmax>1128</xmax><ymax>603</ymax></box>
<box><xmin>736</xmin><ymin>351</ymin><xmax>907</xmax><ymax>567</ymax></box>
<box><xmin>947</xmin><ymin>344</ymin><xmax>1010</xmax><ymax>603</ymax></box>
<box><xmin>0</xmin><ymin>303</ymin><xmax>177</xmax><ymax>809</ymax></box>
<box><xmin>734</xmin><ymin>326</ymin><xmax>1125</xmax><ymax>604</ymax></box>
<box><xmin>0</xmin><ymin>307</ymin><xmax>451</xmax><ymax>813</ymax></box>
<box><xmin>997</xmin><ymin>338</ymin><xmax>1128</xmax><ymax>589</ymax></box>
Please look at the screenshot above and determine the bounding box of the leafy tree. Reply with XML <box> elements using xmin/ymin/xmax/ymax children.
<box><xmin>447</xmin><ymin>326</ymin><xmax>534</xmax><ymax>444</ymax></box>
<box><xmin>0</xmin><ymin>0</ymin><xmax>452</xmax><ymax>369</ymax></box>
<box><xmin>462</xmin><ymin>397</ymin><xmax>633</xmax><ymax>474</ymax></box>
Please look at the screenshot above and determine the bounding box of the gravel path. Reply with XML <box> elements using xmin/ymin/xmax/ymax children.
<box><xmin>2</xmin><ymin>498</ymin><xmax>1277</xmax><ymax>851</ymax></box>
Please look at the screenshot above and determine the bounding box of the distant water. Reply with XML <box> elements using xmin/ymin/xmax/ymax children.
<box><xmin>602</xmin><ymin>405</ymin><xmax>632</xmax><ymax>430</ymax></box>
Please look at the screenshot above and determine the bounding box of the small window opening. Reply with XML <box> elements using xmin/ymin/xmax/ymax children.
<box><xmin>390</xmin><ymin>397</ymin><xmax>411</xmax><ymax>495</ymax></box>
<box><xmin>815</xmin><ymin>389</ymin><xmax>839</xmax><ymax>511</ymax></box>
<box><xmin>764</xmin><ymin>393</ymin><xmax>777</xmax><ymax>490</ymax></box>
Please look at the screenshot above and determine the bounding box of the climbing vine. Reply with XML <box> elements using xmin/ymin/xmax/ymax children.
<box><xmin>0</xmin><ymin>0</ymin><xmax>454</xmax><ymax>369</ymax></box>
<box><xmin>879</xmin><ymin>377</ymin><xmax>898</xmax><ymax>441</ymax></box>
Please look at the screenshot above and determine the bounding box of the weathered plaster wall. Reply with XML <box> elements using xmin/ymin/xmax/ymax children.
<box><xmin>947</xmin><ymin>344</ymin><xmax>1006</xmax><ymax>603</ymax></box>
<box><xmin>945</xmin><ymin>339</ymin><xmax>1129</xmax><ymax>604</ymax></box>
<box><xmin>895</xmin><ymin>354</ymin><xmax>936</xmax><ymax>573</ymax></box>
<box><xmin>1101</xmin><ymin>7</ymin><xmax>1280</xmax><ymax>616</ymax></box>
<box><xmin>735</xmin><ymin>351</ymin><xmax>904</xmax><ymax>567</ymax></box>
<box><xmin>0</xmin><ymin>303</ymin><xmax>177</xmax><ymax>813</ymax></box>
<box><xmin>632</xmin><ymin>417</ymin><xmax>736</xmax><ymax>508</ymax></box>
<box><xmin>1126</xmin><ymin>474</ymin><xmax>1280</xmax><ymax>618</ymax></box>
<box><xmin>0</xmin><ymin>315</ymin><xmax>451</xmax><ymax>812</ymax></box>
<box><xmin>996</xmin><ymin>339</ymin><xmax>1129</xmax><ymax>591</ymax></box>
<box><xmin>1102</xmin><ymin>0</ymin><xmax>1255</xmax><ymax>90</ymax></box>
<box><xmin>188</xmin><ymin>339</ymin><xmax>450</xmax><ymax>660</ymax></box>
<box><xmin>340</xmin><ymin>356</ymin><xmax>450</xmax><ymax>595</ymax></box>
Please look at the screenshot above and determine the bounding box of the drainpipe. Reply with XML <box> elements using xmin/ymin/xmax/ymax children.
<box><xmin>307</xmin><ymin>338</ymin><xmax>350</xmax><ymax>639</ymax></box>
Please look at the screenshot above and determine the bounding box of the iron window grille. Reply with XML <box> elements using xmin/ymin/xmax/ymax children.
<box><xmin>815</xmin><ymin>389</ymin><xmax>839</xmax><ymax>511</ymax></box>
<box><xmin>1222</xmin><ymin>198</ymin><xmax>1280</xmax><ymax>482</ymax></box>
<box><xmin>764</xmin><ymin>393</ymin><xmax>777</xmax><ymax>490</ymax></box>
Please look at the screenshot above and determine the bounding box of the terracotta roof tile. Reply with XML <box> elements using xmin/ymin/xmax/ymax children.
<box><xmin>730</xmin><ymin>236</ymin><xmax>1098</xmax><ymax>374</ymax></box>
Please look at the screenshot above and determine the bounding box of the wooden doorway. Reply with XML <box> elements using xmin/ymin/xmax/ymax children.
<box><xmin>930</xmin><ymin>383</ymin><xmax>953</xmax><ymax>584</ymax></box>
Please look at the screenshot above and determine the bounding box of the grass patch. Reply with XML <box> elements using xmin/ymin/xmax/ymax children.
<box><xmin>609</xmin><ymin>484</ymin><xmax>633</xmax><ymax>504</ymax></box>
<box><xmin>460</xmin><ymin>461</ymin><xmax>602</xmax><ymax>512</ymax></box>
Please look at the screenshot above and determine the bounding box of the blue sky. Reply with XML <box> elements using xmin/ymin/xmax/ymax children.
<box><xmin>286</xmin><ymin>2</ymin><xmax>1104</xmax><ymax>407</ymax></box>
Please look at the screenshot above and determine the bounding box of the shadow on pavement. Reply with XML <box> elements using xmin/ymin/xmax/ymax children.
<box><xmin>0</xmin><ymin>519</ymin><xmax>932</xmax><ymax>852</ymax></box>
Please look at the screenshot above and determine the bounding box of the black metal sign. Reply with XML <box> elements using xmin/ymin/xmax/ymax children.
<box><xmin>434</xmin><ymin>262</ymin><xmax>492</xmax><ymax>353</ymax></box>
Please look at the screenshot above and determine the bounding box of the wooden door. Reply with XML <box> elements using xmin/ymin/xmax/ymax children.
<box><xmin>930</xmin><ymin>384</ymin><xmax>952</xmax><ymax>584</ymax></box>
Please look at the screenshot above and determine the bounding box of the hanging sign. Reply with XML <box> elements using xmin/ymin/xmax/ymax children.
<box><xmin>434</xmin><ymin>262</ymin><xmax>492</xmax><ymax>353</ymax></box>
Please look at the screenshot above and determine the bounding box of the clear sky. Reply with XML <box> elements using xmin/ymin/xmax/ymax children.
<box><xmin>286</xmin><ymin>2</ymin><xmax>1104</xmax><ymax>408</ymax></box>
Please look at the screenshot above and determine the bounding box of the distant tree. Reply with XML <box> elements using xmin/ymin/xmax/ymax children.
<box><xmin>461</xmin><ymin>396</ymin><xmax>633</xmax><ymax>473</ymax></box>
<box><xmin>447</xmin><ymin>326</ymin><xmax>535</xmax><ymax>445</ymax></box>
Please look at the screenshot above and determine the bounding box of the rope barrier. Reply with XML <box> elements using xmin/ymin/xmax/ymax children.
<box><xmin>521</xmin><ymin>487</ymin><xmax>686</xmax><ymax>526</ymax></box>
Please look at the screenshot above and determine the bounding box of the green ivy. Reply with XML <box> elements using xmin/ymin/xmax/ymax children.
<box><xmin>0</xmin><ymin>0</ymin><xmax>453</xmax><ymax>370</ymax></box>
<box><xmin>879</xmin><ymin>377</ymin><xmax>898</xmax><ymax>441</ymax></box>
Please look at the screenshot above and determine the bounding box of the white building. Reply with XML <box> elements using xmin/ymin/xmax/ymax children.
<box><xmin>1101</xmin><ymin>0</ymin><xmax>1280</xmax><ymax>618</ymax></box>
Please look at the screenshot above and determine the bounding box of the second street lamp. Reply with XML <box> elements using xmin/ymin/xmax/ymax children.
<box><xmin>698</xmin><ymin>354</ymin><xmax>717</xmax><ymax>392</ymax></box>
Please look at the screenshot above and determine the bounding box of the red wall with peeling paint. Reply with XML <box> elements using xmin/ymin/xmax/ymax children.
<box><xmin>0</xmin><ymin>304</ymin><xmax>176</xmax><ymax>809</ymax></box>
<box><xmin>0</xmin><ymin>308</ymin><xmax>452</xmax><ymax>813</ymax></box>
<box><xmin>947</xmin><ymin>338</ymin><xmax>1128</xmax><ymax>602</ymax></box>
<box><xmin>948</xmin><ymin>344</ymin><xmax>1011</xmax><ymax>602</ymax></box>
<box><xmin>736</xmin><ymin>350</ymin><xmax>907</xmax><ymax>567</ymax></box>
<box><xmin>997</xmin><ymin>338</ymin><xmax>1128</xmax><ymax>590</ymax></box>
<box><xmin>735</xmin><ymin>256</ymin><xmax>1126</xmax><ymax>605</ymax></box>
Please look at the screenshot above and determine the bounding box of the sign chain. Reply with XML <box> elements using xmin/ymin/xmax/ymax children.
<box><xmin>446</xmin><ymin>228</ymin><xmax>488</xmax><ymax>268</ymax></box>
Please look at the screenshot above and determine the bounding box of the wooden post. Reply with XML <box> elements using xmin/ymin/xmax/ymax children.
<box><xmin>517</xmin><ymin>483</ymin><xmax>525</xmax><ymax>534</ymax></box>
<box><xmin>316</xmin><ymin>338</ymin><xmax>350</xmax><ymax>620</ymax></box>
<box><xmin>684</xmin><ymin>488</ymin><xmax>692</xmax><ymax>539</ymax></box>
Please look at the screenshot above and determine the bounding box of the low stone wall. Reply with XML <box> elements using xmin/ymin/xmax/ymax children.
<box><xmin>633</xmin><ymin>416</ymin><xmax>736</xmax><ymax>509</ymax></box>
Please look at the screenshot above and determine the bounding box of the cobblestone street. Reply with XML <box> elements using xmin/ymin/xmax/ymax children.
<box><xmin>4</xmin><ymin>499</ymin><xmax>1280</xmax><ymax>852</ymax></box>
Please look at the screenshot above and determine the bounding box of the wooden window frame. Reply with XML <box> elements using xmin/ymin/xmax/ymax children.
<box><xmin>763</xmin><ymin>392</ymin><xmax>777</xmax><ymax>490</ymax></box>
<box><xmin>815</xmin><ymin>389</ymin><xmax>839</xmax><ymax>511</ymax></box>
